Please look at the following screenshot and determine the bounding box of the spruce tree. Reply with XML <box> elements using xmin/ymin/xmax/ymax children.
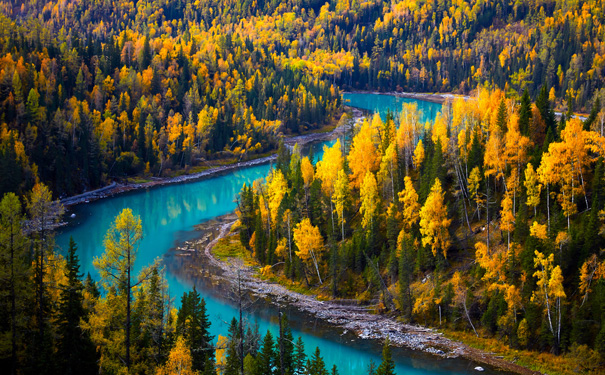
<box><xmin>0</xmin><ymin>193</ymin><xmax>30</xmax><ymax>375</ymax></box>
<box><xmin>258</xmin><ymin>331</ymin><xmax>276</xmax><ymax>375</ymax></box>
<box><xmin>376</xmin><ymin>338</ymin><xmax>396</xmax><ymax>375</ymax></box>
<box><xmin>177</xmin><ymin>287</ymin><xmax>214</xmax><ymax>372</ymax></box>
<box><xmin>293</xmin><ymin>336</ymin><xmax>306</xmax><ymax>375</ymax></box>
<box><xmin>308</xmin><ymin>347</ymin><xmax>327</xmax><ymax>375</ymax></box>
<box><xmin>519</xmin><ymin>89</ymin><xmax>532</xmax><ymax>136</ymax></box>
<box><xmin>56</xmin><ymin>237</ymin><xmax>97</xmax><ymax>375</ymax></box>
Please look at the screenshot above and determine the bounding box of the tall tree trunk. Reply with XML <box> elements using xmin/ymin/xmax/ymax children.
<box><xmin>10</xmin><ymin>220</ymin><xmax>16</xmax><ymax>375</ymax></box>
<box><xmin>486</xmin><ymin>177</ymin><xmax>490</xmax><ymax>253</ymax></box>
<box><xmin>279</xmin><ymin>309</ymin><xmax>284</xmax><ymax>375</ymax></box>
<box><xmin>126</xmin><ymin>246</ymin><xmax>131</xmax><ymax>369</ymax></box>
<box><xmin>238</xmin><ymin>269</ymin><xmax>244</xmax><ymax>375</ymax></box>
<box><xmin>547</xmin><ymin>183</ymin><xmax>551</xmax><ymax>234</ymax></box>
<box><xmin>463</xmin><ymin>299</ymin><xmax>478</xmax><ymax>337</ymax></box>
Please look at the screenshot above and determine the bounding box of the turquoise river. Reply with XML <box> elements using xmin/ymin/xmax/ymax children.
<box><xmin>56</xmin><ymin>93</ymin><xmax>504</xmax><ymax>375</ymax></box>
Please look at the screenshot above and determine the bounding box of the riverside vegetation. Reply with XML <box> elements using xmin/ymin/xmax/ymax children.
<box><xmin>1</xmin><ymin>194</ymin><xmax>373</xmax><ymax>375</ymax></box>
<box><xmin>2</xmin><ymin>0</ymin><xmax>605</xmax><ymax>374</ymax></box>
<box><xmin>235</xmin><ymin>89</ymin><xmax>605</xmax><ymax>374</ymax></box>
<box><xmin>1</xmin><ymin>0</ymin><xmax>605</xmax><ymax>198</ymax></box>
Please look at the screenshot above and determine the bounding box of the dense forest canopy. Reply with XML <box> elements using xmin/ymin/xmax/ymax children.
<box><xmin>1</xmin><ymin>0</ymin><xmax>605</xmax><ymax>197</ymax></box>
<box><xmin>2</xmin><ymin>0</ymin><xmax>605</xmax><ymax>374</ymax></box>
<box><xmin>237</xmin><ymin>88</ymin><xmax>605</xmax><ymax>372</ymax></box>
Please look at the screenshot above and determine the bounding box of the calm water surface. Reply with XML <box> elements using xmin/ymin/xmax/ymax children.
<box><xmin>344</xmin><ymin>92</ymin><xmax>442</xmax><ymax>123</ymax></box>
<box><xmin>57</xmin><ymin>94</ymin><xmax>505</xmax><ymax>374</ymax></box>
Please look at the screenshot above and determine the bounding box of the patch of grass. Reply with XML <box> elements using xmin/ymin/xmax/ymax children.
<box><xmin>256</xmin><ymin>270</ymin><xmax>317</xmax><ymax>296</ymax></box>
<box><xmin>128</xmin><ymin>177</ymin><xmax>152</xmax><ymax>184</ymax></box>
<box><xmin>442</xmin><ymin>329</ymin><xmax>602</xmax><ymax>375</ymax></box>
<box><xmin>212</xmin><ymin>236</ymin><xmax>256</xmax><ymax>266</ymax></box>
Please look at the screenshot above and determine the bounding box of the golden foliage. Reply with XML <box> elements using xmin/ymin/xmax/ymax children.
<box><xmin>419</xmin><ymin>179</ymin><xmax>451</xmax><ymax>258</ymax></box>
<box><xmin>348</xmin><ymin>120</ymin><xmax>380</xmax><ymax>189</ymax></box>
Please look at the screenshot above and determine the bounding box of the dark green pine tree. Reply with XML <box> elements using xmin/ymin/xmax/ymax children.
<box><xmin>176</xmin><ymin>287</ymin><xmax>214</xmax><ymax>372</ymax></box>
<box><xmin>278</xmin><ymin>315</ymin><xmax>295</xmax><ymax>375</ymax></box>
<box><xmin>257</xmin><ymin>330</ymin><xmax>276</xmax><ymax>375</ymax></box>
<box><xmin>293</xmin><ymin>336</ymin><xmax>306</xmax><ymax>375</ymax></box>
<box><xmin>375</xmin><ymin>338</ymin><xmax>396</xmax><ymax>375</ymax></box>
<box><xmin>84</xmin><ymin>272</ymin><xmax>99</xmax><ymax>299</ymax></box>
<box><xmin>307</xmin><ymin>347</ymin><xmax>327</xmax><ymax>375</ymax></box>
<box><xmin>56</xmin><ymin>237</ymin><xmax>98</xmax><ymax>375</ymax></box>
<box><xmin>518</xmin><ymin>89</ymin><xmax>532</xmax><ymax>136</ymax></box>
<box><xmin>584</xmin><ymin>97</ymin><xmax>600</xmax><ymax>131</ymax></box>
<box><xmin>0</xmin><ymin>132</ymin><xmax>23</xmax><ymax>196</ymax></box>
<box><xmin>224</xmin><ymin>318</ymin><xmax>241</xmax><ymax>375</ymax></box>
<box><xmin>535</xmin><ymin>85</ymin><xmax>556</xmax><ymax>139</ymax></box>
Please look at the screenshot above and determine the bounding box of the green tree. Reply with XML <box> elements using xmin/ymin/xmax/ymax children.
<box><xmin>0</xmin><ymin>193</ymin><xmax>30</xmax><ymax>375</ymax></box>
<box><xmin>177</xmin><ymin>287</ymin><xmax>214</xmax><ymax>372</ymax></box>
<box><xmin>257</xmin><ymin>331</ymin><xmax>276</xmax><ymax>375</ymax></box>
<box><xmin>375</xmin><ymin>338</ymin><xmax>395</xmax><ymax>375</ymax></box>
<box><xmin>27</xmin><ymin>183</ymin><xmax>63</xmax><ymax>374</ymax></box>
<box><xmin>293</xmin><ymin>336</ymin><xmax>306</xmax><ymax>375</ymax></box>
<box><xmin>93</xmin><ymin>208</ymin><xmax>156</xmax><ymax>370</ymax></box>
<box><xmin>56</xmin><ymin>237</ymin><xmax>97</xmax><ymax>375</ymax></box>
<box><xmin>307</xmin><ymin>347</ymin><xmax>327</xmax><ymax>375</ymax></box>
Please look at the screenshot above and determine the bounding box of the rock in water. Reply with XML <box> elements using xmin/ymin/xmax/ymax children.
<box><xmin>474</xmin><ymin>367</ymin><xmax>484</xmax><ymax>372</ymax></box>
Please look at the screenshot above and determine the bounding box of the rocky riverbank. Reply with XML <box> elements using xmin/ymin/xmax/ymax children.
<box><xmin>170</xmin><ymin>216</ymin><xmax>541</xmax><ymax>375</ymax></box>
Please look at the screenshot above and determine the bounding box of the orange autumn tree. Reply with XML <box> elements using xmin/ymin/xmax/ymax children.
<box><xmin>532</xmin><ymin>251</ymin><xmax>566</xmax><ymax>349</ymax></box>
<box><xmin>398</xmin><ymin>176</ymin><xmax>420</xmax><ymax>231</ymax></box>
<box><xmin>316</xmin><ymin>139</ymin><xmax>343</xmax><ymax>231</ymax></box>
<box><xmin>538</xmin><ymin>118</ymin><xmax>590</xmax><ymax>230</ymax></box>
<box><xmin>419</xmin><ymin>179</ymin><xmax>451</xmax><ymax>258</ymax></box>
<box><xmin>348</xmin><ymin>119</ymin><xmax>379</xmax><ymax>189</ymax></box>
<box><xmin>332</xmin><ymin>169</ymin><xmax>349</xmax><ymax>241</ymax></box>
<box><xmin>360</xmin><ymin>171</ymin><xmax>379</xmax><ymax>231</ymax></box>
<box><xmin>524</xmin><ymin>163</ymin><xmax>542</xmax><ymax>217</ymax></box>
<box><xmin>267</xmin><ymin>169</ymin><xmax>287</xmax><ymax>228</ymax></box>
<box><xmin>293</xmin><ymin>218</ymin><xmax>325</xmax><ymax>284</ymax></box>
<box><xmin>156</xmin><ymin>337</ymin><xmax>196</xmax><ymax>375</ymax></box>
<box><xmin>396</xmin><ymin>102</ymin><xmax>422</xmax><ymax>173</ymax></box>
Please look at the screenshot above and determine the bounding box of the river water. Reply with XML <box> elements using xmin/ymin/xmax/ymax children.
<box><xmin>56</xmin><ymin>93</ymin><xmax>503</xmax><ymax>374</ymax></box>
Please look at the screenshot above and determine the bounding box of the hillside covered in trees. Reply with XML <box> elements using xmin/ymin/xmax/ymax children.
<box><xmin>0</xmin><ymin>193</ymin><xmax>366</xmax><ymax>375</ymax></box>
<box><xmin>1</xmin><ymin>0</ymin><xmax>605</xmax><ymax>198</ymax></box>
<box><xmin>2</xmin><ymin>0</ymin><xmax>605</xmax><ymax>373</ymax></box>
<box><xmin>237</xmin><ymin>88</ymin><xmax>605</xmax><ymax>372</ymax></box>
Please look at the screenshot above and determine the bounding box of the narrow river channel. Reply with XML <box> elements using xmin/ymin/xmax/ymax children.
<box><xmin>56</xmin><ymin>93</ymin><xmax>505</xmax><ymax>375</ymax></box>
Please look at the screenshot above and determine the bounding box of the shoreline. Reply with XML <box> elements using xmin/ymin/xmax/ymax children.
<box><xmin>172</xmin><ymin>216</ymin><xmax>540</xmax><ymax>375</ymax></box>
<box><xmin>344</xmin><ymin>90</ymin><xmax>461</xmax><ymax>105</ymax></box>
<box><xmin>59</xmin><ymin>112</ymin><xmax>359</xmax><ymax>208</ymax></box>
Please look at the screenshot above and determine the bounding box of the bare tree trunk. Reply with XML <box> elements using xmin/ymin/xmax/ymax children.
<box><xmin>279</xmin><ymin>309</ymin><xmax>284</xmax><ymax>375</ymax></box>
<box><xmin>309</xmin><ymin>250</ymin><xmax>323</xmax><ymax>285</ymax></box>
<box><xmin>547</xmin><ymin>183</ymin><xmax>551</xmax><ymax>234</ymax></box>
<box><xmin>463</xmin><ymin>299</ymin><xmax>479</xmax><ymax>337</ymax></box>
<box><xmin>238</xmin><ymin>269</ymin><xmax>244</xmax><ymax>375</ymax></box>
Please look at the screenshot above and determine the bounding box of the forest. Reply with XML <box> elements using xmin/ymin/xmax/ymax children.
<box><xmin>1</xmin><ymin>0</ymin><xmax>605</xmax><ymax>374</ymax></box>
<box><xmin>2</xmin><ymin>192</ymin><xmax>394</xmax><ymax>375</ymax></box>
<box><xmin>1</xmin><ymin>0</ymin><xmax>604</xmax><ymax>197</ymax></box>
<box><xmin>236</xmin><ymin>87</ymin><xmax>605</xmax><ymax>371</ymax></box>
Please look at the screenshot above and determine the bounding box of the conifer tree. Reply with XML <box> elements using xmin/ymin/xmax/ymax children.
<box><xmin>375</xmin><ymin>338</ymin><xmax>396</xmax><ymax>375</ymax></box>
<box><xmin>0</xmin><ymin>193</ymin><xmax>30</xmax><ymax>375</ymax></box>
<box><xmin>56</xmin><ymin>237</ymin><xmax>97</xmax><ymax>375</ymax></box>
